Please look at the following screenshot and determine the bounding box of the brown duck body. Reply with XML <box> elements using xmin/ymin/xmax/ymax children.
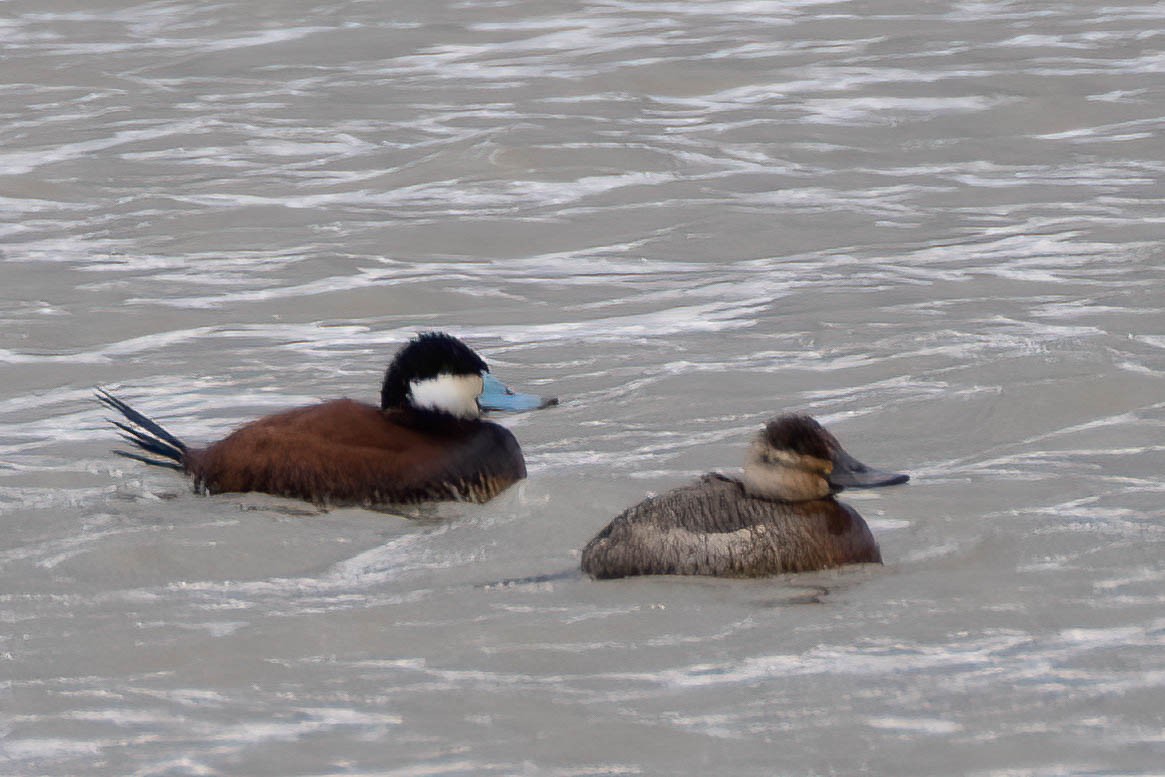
<box><xmin>99</xmin><ymin>332</ymin><xmax>547</xmax><ymax>509</ymax></box>
<box><xmin>581</xmin><ymin>473</ymin><xmax>881</xmax><ymax>579</ymax></box>
<box><xmin>184</xmin><ymin>399</ymin><xmax>526</xmax><ymax>506</ymax></box>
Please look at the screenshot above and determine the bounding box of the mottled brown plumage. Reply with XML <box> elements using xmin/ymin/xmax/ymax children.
<box><xmin>581</xmin><ymin>474</ymin><xmax>879</xmax><ymax>578</ymax></box>
<box><xmin>581</xmin><ymin>414</ymin><xmax>907</xmax><ymax>580</ymax></box>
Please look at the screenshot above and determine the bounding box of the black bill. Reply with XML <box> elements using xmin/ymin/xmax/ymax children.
<box><xmin>827</xmin><ymin>448</ymin><xmax>910</xmax><ymax>490</ymax></box>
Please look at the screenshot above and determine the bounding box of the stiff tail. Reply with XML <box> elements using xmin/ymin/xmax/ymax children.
<box><xmin>96</xmin><ymin>388</ymin><xmax>188</xmax><ymax>471</ymax></box>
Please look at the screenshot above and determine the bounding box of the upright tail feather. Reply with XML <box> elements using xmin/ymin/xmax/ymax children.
<box><xmin>96</xmin><ymin>388</ymin><xmax>188</xmax><ymax>472</ymax></box>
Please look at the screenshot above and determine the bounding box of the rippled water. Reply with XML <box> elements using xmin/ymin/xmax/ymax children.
<box><xmin>3</xmin><ymin>0</ymin><xmax>1164</xmax><ymax>774</ymax></box>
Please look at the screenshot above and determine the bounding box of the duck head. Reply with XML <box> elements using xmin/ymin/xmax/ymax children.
<box><xmin>380</xmin><ymin>332</ymin><xmax>556</xmax><ymax>419</ymax></box>
<box><xmin>741</xmin><ymin>414</ymin><xmax>908</xmax><ymax>502</ymax></box>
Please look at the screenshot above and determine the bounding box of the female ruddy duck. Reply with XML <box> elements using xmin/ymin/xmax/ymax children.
<box><xmin>98</xmin><ymin>332</ymin><xmax>555</xmax><ymax>507</ymax></box>
<box><xmin>581</xmin><ymin>414</ymin><xmax>908</xmax><ymax>579</ymax></box>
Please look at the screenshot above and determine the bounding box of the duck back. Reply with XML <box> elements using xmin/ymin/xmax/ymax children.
<box><xmin>581</xmin><ymin>474</ymin><xmax>880</xmax><ymax>579</ymax></box>
<box><xmin>185</xmin><ymin>399</ymin><xmax>526</xmax><ymax>506</ymax></box>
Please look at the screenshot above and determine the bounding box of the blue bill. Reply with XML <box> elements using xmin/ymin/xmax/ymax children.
<box><xmin>479</xmin><ymin>373</ymin><xmax>557</xmax><ymax>413</ymax></box>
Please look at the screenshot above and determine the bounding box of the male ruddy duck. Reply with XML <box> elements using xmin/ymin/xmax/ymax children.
<box><xmin>581</xmin><ymin>414</ymin><xmax>908</xmax><ymax>579</ymax></box>
<box><xmin>98</xmin><ymin>332</ymin><xmax>555</xmax><ymax>507</ymax></box>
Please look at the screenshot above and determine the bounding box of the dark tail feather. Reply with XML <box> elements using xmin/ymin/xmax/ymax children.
<box><xmin>96</xmin><ymin>388</ymin><xmax>188</xmax><ymax>469</ymax></box>
<box><xmin>111</xmin><ymin>419</ymin><xmax>182</xmax><ymax>460</ymax></box>
<box><xmin>112</xmin><ymin>449</ymin><xmax>184</xmax><ymax>471</ymax></box>
<box><xmin>476</xmin><ymin>569</ymin><xmax>580</xmax><ymax>589</ymax></box>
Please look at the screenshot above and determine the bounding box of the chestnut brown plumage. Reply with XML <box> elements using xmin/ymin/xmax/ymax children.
<box><xmin>98</xmin><ymin>333</ymin><xmax>540</xmax><ymax>507</ymax></box>
<box><xmin>184</xmin><ymin>400</ymin><xmax>525</xmax><ymax>505</ymax></box>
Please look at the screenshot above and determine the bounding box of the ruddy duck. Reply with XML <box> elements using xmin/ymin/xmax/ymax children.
<box><xmin>98</xmin><ymin>332</ymin><xmax>555</xmax><ymax>506</ymax></box>
<box><xmin>581</xmin><ymin>414</ymin><xmax>908</xmax><ymax>579</ymax></box>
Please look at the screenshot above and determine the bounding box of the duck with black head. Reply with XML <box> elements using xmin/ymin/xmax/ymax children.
<box><xmin>581</xmin><ymin>414</ymin><xmax>908</xmax><ymax>579</ymax></box>
<box><xmin>98</xmin><ymin>332</ymin><xmax>555</xmax><ymax>507</ymax></box>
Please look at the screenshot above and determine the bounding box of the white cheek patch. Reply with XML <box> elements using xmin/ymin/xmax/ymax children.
<box><xmin>408</xmin><ymin>374</ymin><xmax>484</xmax><ymax>419</ymax></box>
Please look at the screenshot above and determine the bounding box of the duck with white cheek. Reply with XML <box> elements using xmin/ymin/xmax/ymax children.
<box><xmin>99</xmin><ymin>332</ymin><xmax>555</xmax><ymax>507</ymax></box>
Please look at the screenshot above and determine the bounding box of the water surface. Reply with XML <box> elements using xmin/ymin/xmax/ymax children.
<box><xmin>2</xmin><ymin>0</ymin><xmax>1164</xmax><ymax>774</ymax></box>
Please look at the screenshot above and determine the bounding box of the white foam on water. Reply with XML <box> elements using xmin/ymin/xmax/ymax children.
<box><xmin>4</xmin><ymin>0</ymin><xmax>1165</xmax><ymax>773</ymax></box>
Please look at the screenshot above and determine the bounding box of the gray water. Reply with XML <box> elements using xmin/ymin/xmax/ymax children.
<box><xmin>2</xmin><ymin>0</ymin><xmax>1164</xmax><ymax>774</ymax></box>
